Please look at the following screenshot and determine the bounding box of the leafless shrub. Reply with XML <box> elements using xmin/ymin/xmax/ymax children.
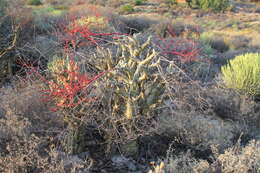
<box><xmin>0</xmin><ymin>81</ymin><xmax>64</xmax><ymax>136</ymax></box>
<box><xmin>157</xmin><ymin>111</ymin><xmax>243</xmax><ymax>152</ymax></box>
<box><xmin>151</xmin><ymin>150</ymin><xmax>210</xmax><ymax>173</ymax></box>
<box><xmin>0</xmin><ymin>134</ymin><xmax>92</xmax><ymax>173</ymax></box>
<box><xmin>0</xmin><ymin>81</ymin><xmax>93</xmax><ymax>172</ymax></box>
<box><xmin>216</xmin><ymin>139</ymin><xmax>260</xmax><ymax>173</ymax></box>
<box><xmin>111</xmin><ymin>15</ymin><xmax>157</xmax><ymax>34</ymax></box>
<box><xmin>149</xmin><ymin>21</ymin><xmax>202</xmax><ymax>39</ymax></box>
<box><xmin>227</xmin><ymin>35</ymin><xmax>250</xmax><ymax>50</ymax></box>
<box><xmin>68</xmin><ymin>3</ymin><xmax>114</xmax><ymax>18</ymax></box>
<box><xmin>151</xmin><ymin>139</ymin><xmax>260</xmax><ymax>173</ymax></box>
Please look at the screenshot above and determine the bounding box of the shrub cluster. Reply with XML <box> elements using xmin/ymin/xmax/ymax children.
<box><xmin>187</xmin><ymin>0</ymin><xmax>230</xmax><ymax>11</ymax></box>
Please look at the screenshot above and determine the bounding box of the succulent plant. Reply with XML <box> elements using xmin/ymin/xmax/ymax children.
<box><xmin>93</xmin><ymin>34</ymin><xmax>165</xmax><ymax>120</ymax></box>
<box><xmin>221</xmin><ymin>53</ymin><xmax>260</xmax><ymax>96</ymax></box>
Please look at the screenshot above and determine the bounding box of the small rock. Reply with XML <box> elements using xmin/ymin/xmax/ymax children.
<box><xmin>112</xmin><ymin>155</ymin><xmax>129</xmax><ymax>166</ymax></box>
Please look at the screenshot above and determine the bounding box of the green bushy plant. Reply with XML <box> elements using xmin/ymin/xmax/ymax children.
<box><xmin>134</xmin><ymin>0</ymin><xmax>143</xmax><ymax>5</ymax></box>
<box><xmin>27</xmin><ymin>0</ymin><xmax>42</xmax><ymax>5</ymax></box>
<box><xmin>187</xmin><ymin>0</ymin><xmax>229</xmax><ymax>11</ymax></box>
<box><xmin>120</xmin><ymin>4</ymin><xmax>134</xmax><ymax>14</ymax></box>
<box><xmin>221</xmin><ymin>53</ymin><xmax>260</xmax><ymax>96</ymax></box>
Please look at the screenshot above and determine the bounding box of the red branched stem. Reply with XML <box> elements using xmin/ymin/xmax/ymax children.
<box><xmin>156</xmin><ymin>24</ymin><xmax>201</xmax><ymax>63</ymax></box>
<box><xmin>17</xmin><ymin>56</ymin><xmax>105</xmax><ymax>111</ymax></box>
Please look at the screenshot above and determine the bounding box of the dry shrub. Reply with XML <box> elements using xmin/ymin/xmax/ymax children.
<box><xmin>156</xmin><ymin>61</ymin><xmax>209</xmax><ymax>113</ymax></box>
<box><xmin>0</xmin><ymin>82</ymin><xmax>92</xmax><ymax>172</ymax></box>
<box><xmin>151</xmin><ymin>140</ymin><xmax>260</xmax><ymax>173</ymax></box>
<box><xmin>33</xmin><ymin>35</ymin><xmax>60</xmax><ymax>59</ymax></box>
<box><xmin>185</xmin><ymin>61</ymin><xmax>219</xmax><ymax>82</ymax></box>
<box><xmin>0</xmin><ymin>81</ymin><xmax>64</xmax><ymax>136</ymax></box>
<box><xmin>151</xmin><ymin>150</ymin><xmax>209</xmax><ymax>173</ymax></box>
<box><xmin>0</xmin><ymin>134</ymin><xmax>92</xmax><ymax>173</ymax></box>
<box><xmin>56</xmin><ymin>6</ymin><xmax>123</xmax><ymax>50</ymax></box>
<box><xmin>156</xmin><ymin>60</ymin><xmax>259</xmax><ymax>148</ymax></box>
<box><xmin>216</xmin><ymin>139</ymin><xmax>260</xmax><ymax>173</ymax></box>
<box><xmin>155</xmin><ymin>65</ymin><xmax>250</xmax><ymax>152</ymax></box>
<box><xmin>0</xmin><ymin>104</ymin><xmax>31</xmax><ymax>146</ymax></box>
<box><xmin>160</xmin><ymin>60</ymin><xmax>256</xmax><ymax>121</ymax></box>
<box><xmin>44</xmin><ymin>0</ymin><xmax>72</xmax><ymax>6</ymax></box>
<box><xmin>111</xmin><ymin>15</ymin><xmax>157</xmax><ymax>35</ymax></box>
<box><xmin>249</xmin><ymin>37</ymin><xmax>260</xmax><ymax>48</ymax></box>
<box><xmin>200</xmin><ymin>32</ymin><xmax>229</xmax><ymax>53</ymax></box>
<box><xmin>204</xmin><ymin>86</ymin><xmax>260</xmax><ymax>140</ymax></box>
<box><xmin>209</xmin><ymin>37</ymin><xmax>230</xmax><ymax>52</ymax></box>
<box><xmin>152</xmin><ymin>23</ymin><xmax>201</xmax><ymax>67</ymax></box>
<box><xmin>227</xmin><ymin>35</ymin><xmax>250</xmax><ymax>50</ymax></box>
<box><xmin>68</xmin><ymin>4</ymin><xmax>113</xmax><ymax>19</ymax></box>
<box><xmin>107</xmin><ymin>0</ymin><xmax>127</xmax><ymax>8</ymax></box>
<box><xmin>157</xmin><ymin>111</ymin><xmax>242</xmax><ymax>152</ymax></box>
<box><xmin>18</xmin><ymin>53</ymin><xmax>106</xmax><ymax>154</ymax></box>
<box><xmin>205</xmin><ymin>87</ymin><xmax>249</xmax><ymax>120</ymax></box>
<box><xmin>0</xmin><ymin>1</ymin><xmax>45</xmax><ymax>82</ymax></box>
<box><xmin>156</xmin><ymin>37</ymin><xmax>200</xmax><ymax>64</ymax></box>
<box><xmin>80</xmin><ymin>0</ymin><xmax>127</xmax><ymax>8</ymax></box>
<box><xmin>149</xmin><ymin>21</ymin><xmax>202</xmax><ymax>39</ymax></box>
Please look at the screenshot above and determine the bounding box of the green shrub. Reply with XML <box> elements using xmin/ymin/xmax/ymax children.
<box><xmin>221</xmin><ymin>53</ymin><xmax>260</xmax><ymax>96</ymax></box>
<box><xmin>27</xmin><ymin>0</ymin><xmax>42</xmax><ymax>6</ymax></box>
<box><xmin>120</xmin><ymin>4</ymin><xmax>134</xmax><ymax>14</ymax></box>
<box><xmin>134</xmin><ymin>0</ymin><xmax>143</xmax><ymax>5</ymax></box>
<box><xmin>188</xmin><ymin>0</ymin><xmax>229</xmax><ymax>11</ymax></box>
